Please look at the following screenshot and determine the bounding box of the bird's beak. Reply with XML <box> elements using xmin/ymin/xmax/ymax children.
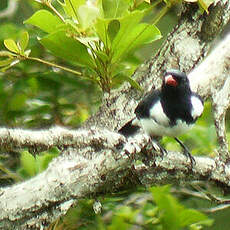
<box><xmin>165</xmin><ymin>75</ymin><xmax>178</xmax><ymax>87</ymax></box>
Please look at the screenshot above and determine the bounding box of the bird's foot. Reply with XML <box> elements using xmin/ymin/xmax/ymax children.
<box><xmin>152</xmin><ymin>139</ymin><xmax>167</xmax><ymax>159</ymax></box>
<box><xmin>182</xmin><ymin>148</ymin><xmax>196</xmax><ymax>168</ymax></box>
<box><xmin>174</xmin><ymin>137</ymin><xmax>195</xmax><ymax>168</ymax></box>
<box><xmin>158</xmin><ymin>143</ymin><xmax>167</xmax><ymax>159</ymax></box>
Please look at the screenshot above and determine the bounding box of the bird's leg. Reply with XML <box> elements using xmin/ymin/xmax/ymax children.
<box><xmin>151</xmin><ymin>137</ymin><xmax>167</xmax><ymax>158</ymax></box>
<box><xmin>174</xmin><ymin>137</ymin><xmax>195</xmax><ymax>166</ymax></box>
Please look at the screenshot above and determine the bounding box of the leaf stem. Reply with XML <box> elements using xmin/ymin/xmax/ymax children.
<box><xmin>45</xmin><ymin>2</ymin><xmax>65</xmax><ymax>23</ymax></box>
<box><xmin>68</xmin><ymin>0</ymin><xmax>78</xmax><ymax>20</ymax></box>
<box><xmin>152</xmin><ymin>4</ymin><xmax>170</xmax><ymax>25</ymax></box>
<box><xmin>0</xmin><ymin>163</ymin><xmax>23</xmax><ymax>182</ymax></box>
<box><xmin>25</xmin><ymin>56</ymin><xmax>82</xmax><ymax>76</ymax></box>
<box><xmin>151</xmin><ymin>0</ymin><xmax>162</xmax><ymax>9</ymax></box>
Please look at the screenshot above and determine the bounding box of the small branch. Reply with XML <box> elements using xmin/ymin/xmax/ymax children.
<box><xmin>202</xmin><ymin>204</ymin><xmax>230</xmax><ymax>213</ymax></box>
<box><xmin>204</xmin><ymin>191</ymin><xmax>230</xmax><ymax>205</ymax></box>
<box><xmin>0</xmin><ymin>0</ymin><xmax>18</xmax><ymax>18</ymax></box>
<box><xmin>176</xmin><ymin>186</ymin><xmax>230</xmax><ymax>205</ymax></box>
<box><xmin>0</xmin><ymin>163</ymin><xmax>22</xmax><ymax>182</ymax></box>
<box><xmin>172</xmin><ymin>187</ymin><xmax>212</xmax><ymax>201</ymax></box>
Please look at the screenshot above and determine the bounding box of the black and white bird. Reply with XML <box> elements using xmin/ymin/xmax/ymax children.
<box><xmin>119</xmin><ymin>69</ymin><xmax>204</xmax><ymax>164</ymax></box>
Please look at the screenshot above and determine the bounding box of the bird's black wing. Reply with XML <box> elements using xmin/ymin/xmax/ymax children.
<box><xmin>135</xmin><ymin>89</ymin><xmax>161</xmax><ymax>119</ymax></box>
<box><xmin>118</xmin><ymin>119</ymin><xmax>140</xmax><ymax>137</ymax></box>
<box><xmin>119</xmin><ymin>89</ymin><xmax>161</xmax><ymax>137</ymax></box>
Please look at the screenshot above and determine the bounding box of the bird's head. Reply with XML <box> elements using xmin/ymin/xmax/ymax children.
<box><xmin>163</xmin><ymin>69</ymin><xmax>190</xmax><ymax>91</ymax></box>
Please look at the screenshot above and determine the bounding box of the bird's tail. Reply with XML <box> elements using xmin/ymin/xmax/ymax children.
<box><xmin>118</xmin><ymin>119</ymin><xmax>140</xmax><ymax>137</ymax></box>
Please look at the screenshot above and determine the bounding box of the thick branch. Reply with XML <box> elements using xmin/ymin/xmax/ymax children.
<box><xmin>0</xmin><ymin>126</ymin><xmax>120</xmax><ymax>154</ymax></box>
<box><xmin>0</xmin><ymin>130</ymin><xmax>230</xmax><ymax>229</ymax></box>
<box><xmin>212</xmin><ymin>77</ymin><xmax>230</xmax><ymax>162</ymax></box>
<box><xmin>1</xmin><ymin>1</ymin><xmax>230</xmax><ymax>229</ymax></box>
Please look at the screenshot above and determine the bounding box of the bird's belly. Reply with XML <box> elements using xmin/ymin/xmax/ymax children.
<box><xmin>140</xmin><ymin>118</ymin><xmax>193</xmax><ymax>137</ymax></box>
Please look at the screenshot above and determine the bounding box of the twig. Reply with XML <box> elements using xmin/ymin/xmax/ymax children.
<box><xmin>202</xmin><ymin>204</ymin><xmax>230</xmax><ymax>213</ymax></box>
<box><xmin>0</xmin><ymin>0</ymin><xmax>18</xmax><ymax>18</ymax></box>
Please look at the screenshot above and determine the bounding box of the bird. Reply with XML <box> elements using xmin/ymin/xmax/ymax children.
<box><xmin>119</xmin><ymin>69</ymin><xmax>204</xmax><ymax>165</ymax></box>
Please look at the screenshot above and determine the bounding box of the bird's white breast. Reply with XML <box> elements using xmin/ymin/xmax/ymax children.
<box><xmin>140</xmin><ymin>118</ymin><xmax>192</xmax><ymax>137</ymax></box>
<box><xmin>149</xmin><ymin>100</ymin><xmax>170</xmax><ymax>126</ymax></box>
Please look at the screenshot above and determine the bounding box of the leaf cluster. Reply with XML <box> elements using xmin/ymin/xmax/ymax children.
<box><xmin>0</xmin><ymin>0</ymin><xmax>215</xmax><ymax>92</ymax></box>
<box><xmin>47</xmin><ymin>185</ymin><xmax>213</xmax><ymax>230</ymax></box>
<box><xmin>1</xmin><ymin>0</ymin><xmax>164</xmax><ymax>92</ymax></box>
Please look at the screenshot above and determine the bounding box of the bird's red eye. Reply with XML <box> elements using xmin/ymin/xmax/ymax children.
<box><xmin>165</xmin><ymin>75</ymin><xmax>178</xmax><ymax>87</ymax></box>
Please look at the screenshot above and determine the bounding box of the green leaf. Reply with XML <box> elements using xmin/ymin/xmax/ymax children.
<box><xmin>77</xmin><ymin>5</ymin><xmax>100</xmax><ymax>30</ymax></box>
<box><xmin>111</xmin><ymin>10</ymin><xmax>145</xmax><ymax>52</ymax></box>
<box><xmin>108</xmin><ymin>20</ymin><xmax>120</xmax><ymax>43</ymax></box>
<box><xmin>150</xmin><ymin>185</ymin><xmax>183</xmax><ymax>230</ymax></box>
<box><xmin>113</xmin><ymin>23</ymin><xmax>161</xmax><ymax>62</ymax></box>
<box><xmin>20</xmin><ymin>151</ymin><xmax>37</xmax><ymax>177</ymax></box>
<box><xmin>113</xmin><ymin>74</ymin><xmax>142</xmax><ymax>90</ymax></box>
<box><xmin>40</xmin><ymin>30</ymin><xmax>95</xmax><ymax>68</ymax></box>
<box><xmin>8</xmin><ymin>93</ymin><xmax>27</xmax><ymax>111</ymax></box>
<box><xmin>4</xmin><ymin>39</ymin><xmax>20</xmax><ymax>53</ymax></box>
<box><xmin>109</xmin><ymin>206</ymin><xmax>137</xmax><ymax>230</ymax></box>
<box><xmin>111</xmin><ymin>11</ymin><xmax>161</xmax><ymax>63</ymax></box>
<box><xmin>123</xmin><ymin>23</ymin><xmax>161</xmax><ymax>52</ymax></box>
<box><xmin>94</xmin><ymin>50</ymin><xmax>109</xmax><ymax>63</ymax></box>
<box><xmin>95</xmin><ymin>18</ymin><xmax>111</xmax><ymax>47</ymax></box>
<box><xmin>24</xmin><ymin>10</ymin><xmax>63</xmax><ymax>33</ymax></box>
<box><xmin>150</xmin><ymin>186</ymin><xmax>213</xmax><ymax>229</ymax></box>
<box><xmin>102</xmin><ymin>0</ymin><xmax>130</xmax><ymax>18</ymax></box>
<box><xmin>19</xmin><ymin>31</ymin><xmax>29</xmax><ymax>52</ymax></box>
<box><xmin>180</xmin><ymin>209</ymin><xmax>208</xmax><ymax>227</ymax></box>
<box><xmin>36</xmin><ymin>152</ymin><xmax>59</xmax><ymax>172</ymax></box>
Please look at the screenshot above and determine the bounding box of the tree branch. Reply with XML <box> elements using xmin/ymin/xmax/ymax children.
<box><xmin>0</xmin><ymin>0</ymin><xmax>18</xmax><ymax>18</ymax></box>
<box><xmin>0</xmin><ymin>130</ymin><xmax>229</xmax><ymax>229</ymax></box>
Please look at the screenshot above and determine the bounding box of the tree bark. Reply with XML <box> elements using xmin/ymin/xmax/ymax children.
<box><xmin>1</xmin><ymin>1</ymin><xmax>230</xmax><ymax>229</ymax></box>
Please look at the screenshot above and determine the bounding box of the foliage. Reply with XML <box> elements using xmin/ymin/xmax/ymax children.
<box><xmin>0</xmin><ymin>0</ymin><xmax>215</xmax><ymax>92</ymax></box>
<box><xmin>150</xmin><ymin>186</ymin><xmax>213</xmax><ymax>230</ymax></box>
<box><xmin>18</xmin><ymin>147</ymin><xmax>59</xmax><ymax>178</ymax></box>
<box><xmin>47</xmin><ymin>186</ymin><xmax>213</xmax><ymax>230</ymax></box>
<box><xmin>1</xmin><ymin>0</ymin><xmax>164</xmax><ymax>92</ymax></box>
